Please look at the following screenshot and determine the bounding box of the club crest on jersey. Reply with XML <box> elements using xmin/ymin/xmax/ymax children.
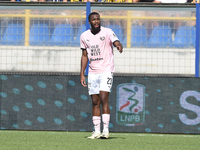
<box><xmin>86</xmin><ymin>39</ymin><xmax>90</xmax><ymax>42</ymax></box>
<box><xmin>100</xmin><ymin>36</ymin><xmax>105</xmax><ymax>41</ymax></box>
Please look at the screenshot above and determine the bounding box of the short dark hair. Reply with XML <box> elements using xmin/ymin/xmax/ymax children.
<box><xmin>88</xmin><ymin>12</ymin><xmax>100</xmax><ymax>22</ymax></box>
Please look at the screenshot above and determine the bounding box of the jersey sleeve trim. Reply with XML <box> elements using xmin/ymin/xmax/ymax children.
<box><xmin>81</xmin><ymin>48</ymin><xmax>86</xmax><ymax>51</ymax></box>
<box><xmin>113</xmin><ymin>40</ymin><xmax>120</xmax><ymax>46</ymax></box>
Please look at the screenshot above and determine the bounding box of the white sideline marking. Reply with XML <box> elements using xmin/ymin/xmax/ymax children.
<box><xmin>110</xmin><ymin>133</ymin><xmax>198</xmax><ymax>138</ymax></box>
<box><xmin>0</xmin><ymin>131</ymin><xmax>199</xmax><ymax>138</ymax></box>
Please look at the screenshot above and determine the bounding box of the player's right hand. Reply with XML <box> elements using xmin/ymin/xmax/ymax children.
<box><xmin>80</xmin><ymin>75</ymin><xmax>87</xmax><ymax>87</ymax></box>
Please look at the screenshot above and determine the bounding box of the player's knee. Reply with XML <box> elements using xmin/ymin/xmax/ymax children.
<box><xmin>92</xmin><ymin>99</ymin><xmax>100</xmax><ymax>106</ymax></box>
<box><xmin>101</xmin><ymin>98</ymin><xmax>109</xmax><ymax>106</ymax></box>
<box><xmin>100</xmin><ymin>96</ymin><xmax>109</xmax><ymax>105</ymax></box>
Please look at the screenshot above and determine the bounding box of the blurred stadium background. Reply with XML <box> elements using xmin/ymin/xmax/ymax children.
<box><xmin>0</xmin><ymin>2</ymin><xmax>197</xmax><ymax>75</ymax></box>
<box><xmin>0</xmin><ymin>2</ymin><xmax>200</xmax><ymax>134</ymax></box>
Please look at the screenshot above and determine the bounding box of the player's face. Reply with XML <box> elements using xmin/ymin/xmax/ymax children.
<box><xmin>89</xmin><ymin>14</ymin><xmax>101</xmax><ymax>32</ymax></box>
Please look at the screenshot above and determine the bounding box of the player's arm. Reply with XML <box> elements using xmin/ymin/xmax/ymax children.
<box><xmin>113</xmin><ymin>40</ymin><xmax>123</xmax><ymax>53</ymax></box>
<box><xmin>80</xmin><ymin>49</ymin><xmax>88</xmax><ymax>87</ymax></box>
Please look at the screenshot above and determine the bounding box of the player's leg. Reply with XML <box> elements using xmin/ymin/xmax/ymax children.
<box><xmin>100</xmin><ymin>91</ymin><xmax>110</xmax><ymax>139</ymax></box>
<box><xmin>99</xmin><ymin>72</ymin><xmax>113</xmax><ymax>139</ymax></box>
<box><xmin>91</xmin><ymin>94</ymin><xmax>101</xmax><ymax>134</ymax></box>
<box><xmin>87</xmin><ymin>94</ymin><xmax>101</xmax><ymax>139</ymax></box>
<box><xmin>100</xmin><ymin>91</ymin><xmax>110</xmax><ymax>114</ymax></box>
<box><xmin>87</xmin><ymin>73</ymin><xmax>101</xmax><ymax>139</ymax></box>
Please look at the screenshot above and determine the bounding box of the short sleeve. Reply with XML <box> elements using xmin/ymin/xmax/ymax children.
<box><xmin>108</xmin><ymin>29</ymin><xmax>119</xmax><ymax>43</ymax></box>
<box><xmin>80</xmin><ymin>33</ymin><xmax>87</xmax><ymax>50</ymax></box>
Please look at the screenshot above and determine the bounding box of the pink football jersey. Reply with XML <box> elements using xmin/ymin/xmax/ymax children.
<box><xmin>80</xmin><ymin>26</ymin><xmax>119</xmax><ymax>74</ymax></box>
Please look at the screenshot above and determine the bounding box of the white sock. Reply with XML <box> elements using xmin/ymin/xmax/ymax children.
<box><xmin>93</xmin><ymin>116</ymin><xmax>101</xmax><ymax>134</ymax></box>
<box><xmin>102</xmin><ymin>114</ymin><xmax>110</xmax><ymax>133</ymax></box>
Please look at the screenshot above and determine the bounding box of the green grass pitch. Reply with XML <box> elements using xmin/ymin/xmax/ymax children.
<box><xmin>0</xmin><ymin>130</ymin><xmax>199</xmax><ymax>150</ymax></box>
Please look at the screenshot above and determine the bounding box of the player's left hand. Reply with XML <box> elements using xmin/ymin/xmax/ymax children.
<box><xmin>117</xmin><ymin>45</ymin><xmax>123</xmax><ymax>53</ymax></box>
<box><xmin>114</xmin><ymin>41</ymin><xmax>123</xmax><ymax>53</ymax></box>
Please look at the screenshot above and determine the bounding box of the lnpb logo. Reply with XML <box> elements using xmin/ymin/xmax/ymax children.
<box><xmin>116</xmin><ymin>83</ymin><xmax>145</xmax><ymax>126</ymax></box>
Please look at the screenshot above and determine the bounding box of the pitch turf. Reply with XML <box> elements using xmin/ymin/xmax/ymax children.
<box><xmin>0</xmin><ymin>130</ymin><xmax>199</xmax><ymax>150</ymax></box>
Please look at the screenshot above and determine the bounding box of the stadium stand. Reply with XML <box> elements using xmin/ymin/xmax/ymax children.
<box><xmin>1</xmin><ymin>21</ymin><xmax>25</xmax><ymax>46</ymax></box>
<box><xmin>170</xmin><ymin>26</ymin><xmax>196</xmax><ymax>48</ymax></box>
<box><xmin>49</xmin><ymin>24</ymin><xmax>73</xmax><ymax>46</ymax></box>
<box><xmin>72</xmin><ymin>24</ymin><xmax>86</xmax><ymax>46</ymax></box>
<box><xmin>146</xmin><ymin>25</ymin><xmax>172</xmax><ymax>48</ymax></box>
<box><xmin>29</xmin><ymin>21</ymin><xmax>50</xmax><ymax>46</ymax></box>
<box><xmin>131</xmin><ymin>25</ymin><xmax>147</xmax><ymax>47</ymax></box>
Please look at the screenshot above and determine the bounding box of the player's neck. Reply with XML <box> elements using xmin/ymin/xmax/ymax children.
<box><xmin>91</xmin><ymin>28</ymin><xmax>100</xmax><ymax>35</ymax></box>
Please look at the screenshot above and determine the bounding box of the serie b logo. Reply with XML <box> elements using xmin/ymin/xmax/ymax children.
<box><xmin>116</xmin><ymin>83</ymin><xmax>145</xmax><ymax>126</ymax></box>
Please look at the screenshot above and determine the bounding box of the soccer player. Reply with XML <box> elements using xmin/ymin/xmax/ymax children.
<box><xmin>80</xmin><ymin>12</ymin><xmax>123</xmax><ymax>139</ymax></box>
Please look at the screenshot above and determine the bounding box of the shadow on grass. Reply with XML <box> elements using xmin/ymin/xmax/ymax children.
<box><xmin>101</xmin><ymin>137</ymin><xmax>126</xmax><ymax>140</ymax></box>
<box><xmin>83</xmin><ymin>136</ymin><xmax>126</xmax><ymax>140</ymax></box>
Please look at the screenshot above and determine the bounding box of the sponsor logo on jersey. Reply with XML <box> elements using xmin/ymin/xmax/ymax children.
<box><xmin>91</xmin><ymin>45</ymin><xmax>101</xmax><ymax>56</ymax></box>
